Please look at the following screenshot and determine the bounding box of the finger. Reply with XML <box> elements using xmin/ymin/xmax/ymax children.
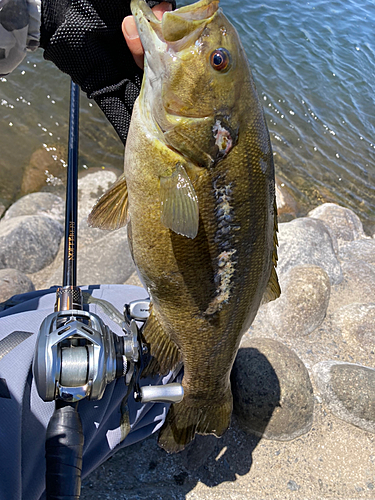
<box><xmin>152</xmin><ymin>1</ymin><xmax>173</xmax><ymax>20</ymax></box>
<box><xmin>123</xmin><ymin>2</ymin><xmax>173</xmax><ymax>69</ymax></box>
<box><xmin>122</xmin><ymin>16</ymin><xmax>144</xmax><ymax>69</ymax></box>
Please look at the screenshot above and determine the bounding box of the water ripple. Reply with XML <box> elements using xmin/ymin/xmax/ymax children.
<box><xmin>0</xmin><ymin>0</ymin><xmax>374</xmax><ymax>232</ymax></box>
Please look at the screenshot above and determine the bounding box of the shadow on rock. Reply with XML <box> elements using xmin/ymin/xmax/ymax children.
<box><xmin>232</xmin><ymin>339</ymin><xmax>314</xmax><ymax>442</ymax></box>
<box><xmin>231</xmin><ymin>347</ymin><xmax>281</xmax><ymax>440</ymax></box>
<box><xmin>81</xmin><ymin>349</ymin><xmax>281</xmax><ymax>499</ymax></box>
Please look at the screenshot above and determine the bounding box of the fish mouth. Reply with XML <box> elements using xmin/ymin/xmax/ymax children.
<box><xmin>131</xmin><ymin>0</ymin><xmax>219</xmax><ymax>46</ymax></box>
<box><xmin>131</xmin><ymin>0</ymin><xmax>221</xmax><ymax>121</ymax></box>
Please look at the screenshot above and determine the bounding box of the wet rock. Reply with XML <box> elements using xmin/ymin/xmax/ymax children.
<box><xmin>0</xmin><ymin>215</ymin><xmax>63</xmax><ymax>273</ymax></box>
<box><xmin>308</xmin><ymin>203</ymin><xmax>366</xmax><ymax>243</ymax></box>
<box><xmin>21</xmin><ymin>145</ymin><xmax>66</xmax><ymax>195</ymax></box>
<box><xmin>265</xmin><ymin>265</ymin><xmax>330</xmax><ymax>338</ymax></box>
<box><xmin>275</xmin><ymin>176</ymin><xmax>299</xmax><ymax>222</ymax></box>
<box><xmin>312</xmin><ymin>361</ymin><xmax>375</xmax><ymax>434</ymax></box>
<box><xmin>4</xmin><ymin>192</ymin><xmax>65</xmax><ymax>225</ymax></box>
<box><xmin>0</xmin><ymin>202</ymin><xmax>5</xmax><ymax>219</ymax></box>
<box><xmin>0</xmin><ymin>268</ymin><xmax>35</xmax><ymax>303</ymax></box>
<box><xmin>338</xmin><ymin>239</ymin><xmax>375</xmax><ymax>264</ymax></box>
<box><xmin>231</xmin><ymin>338</ymin><xmax>314</xmax><ymax>441</ymax></box>
<box><xmin>330</xmin><ymin>303</ymin><xmax>375</xmax><ymax>348</ymax></box>
<box><xmin>277</xmin><ymin>217</ymin><xmax>342</xmax><ymax>284</ymax></box>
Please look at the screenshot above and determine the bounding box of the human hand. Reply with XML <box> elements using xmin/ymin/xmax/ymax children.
<box><xmin>122</xmin><ymin>2</ymin><xmax>172</xmax><ymax>69</ymax></box>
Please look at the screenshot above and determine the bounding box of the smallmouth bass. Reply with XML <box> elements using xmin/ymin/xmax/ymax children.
<box><xmin>89</xmin><ymin>0</ymin><xmax>280</xmax><ymax>453</ymax></box>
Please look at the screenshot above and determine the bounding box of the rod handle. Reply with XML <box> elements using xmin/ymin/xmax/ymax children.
<box><xmin>45</xmin><ymin>405</ymin><xmax>84</xmax><ymax>499</ymax></box>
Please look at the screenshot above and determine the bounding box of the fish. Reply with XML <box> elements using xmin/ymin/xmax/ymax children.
<box><xmin>88</xmin><ymin>0</ymin><xmax>280</xmax><ymax>453</ymax></box>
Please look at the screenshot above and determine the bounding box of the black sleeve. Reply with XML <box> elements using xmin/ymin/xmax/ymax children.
<box><xmin>40</xmin><ymin>0</ymin><xmax>176</xmax><ymax>145</ymax></box>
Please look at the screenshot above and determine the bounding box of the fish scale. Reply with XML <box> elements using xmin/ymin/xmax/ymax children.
<box><xmin>88</xmin><ymin>0</ymin><xmax>280</xmax><ymax>452</ymax></box>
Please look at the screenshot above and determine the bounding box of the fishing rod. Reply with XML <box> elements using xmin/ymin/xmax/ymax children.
<box><xmin>38</xmin><ymin>81</ymin><xmax>84</xmax><ymax>499</ymax></box>
<box><xmin>32</xmin><ymin>81</ymin><xmax>183</xmax><ymax>499</ymax></box>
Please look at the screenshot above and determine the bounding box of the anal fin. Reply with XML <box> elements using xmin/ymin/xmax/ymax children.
<box><xmin>142</xmin><ymin>306</ymin><xmax>181</xmax><ymax>377</ymax></box>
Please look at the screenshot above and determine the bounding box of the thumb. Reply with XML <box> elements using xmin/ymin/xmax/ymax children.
<box><xmin>123</xmin><ymin>2</ymin><xmax>173</xmax><ymax>70</ymax></box>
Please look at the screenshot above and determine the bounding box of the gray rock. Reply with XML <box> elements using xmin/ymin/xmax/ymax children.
<box><xmin>179</xmin><ymin>435</ymin><xmax>218</xmax><ymax>472</ymax></box>
<box><xmin>340</xmin><ymin>260</ymin><xmax>375</xmax><ymax>295</ymax></box>
<box><xmin>0</xmin><ymin>268</ymin><xmax>35</xmax><ymax>303</ymax></box>
<box><xmin>78</xmin><ymin>169</ymin><xmax>118</xmax><ymax>222</ymax></box>
<box><xmin>330</xmin><ymin>303</ymin><xmax>375</xmax><ymax>348</ymax></box>
<box><xmin>287</xmin><ymin>480</ymin><xmax>300</xmax><ymax>492</ymax></box>
<box><xmin>0</xmin><ymin>215</ymin><xmax>63</xmax><ymax>273</ymax></box>
<box><xmin>76</xmin><ymin>226</ymin><xmax>135</xmax><ymax>285</ymax></box>
<box><xmin>231</xmin><ymin>338</ymin><xmax>314</xmax><ymax>441</ymax></box>
<box><xmin>265</xmin><ymin>265</ymin><xmax>330</xmax><ymax>338</ymax></box>
<box><xmin>338</xmin><ymin>239</ymin><xmax>375</xmax><ymax>264</ymax></box>
<box><xmin>46</xmin><ymin>225</ymin><xmax>135</xmax><ymax>286</ymax></box>
<box><xmin>328</xmin><ymin>260</ymin><xmax>375</xmax><ymax>314</ymax></box>
<box><xmin>308</xmin><ymin>203</ymin><xmax>366</xmax><ymax>243</ymax></box>
<box><xmin>312</xmin><ymin>361</ymin><xmax>375</xmax><ymax>434</ymax></box>
<box><xmin>277</xmin><ymin>217</ymin><xmax>343</xmax><ymax>284</ymax></box>
<box><xmin>77</xmin><ymin>218</ymin><xmax>112</xmax><ymax>245</ymax></box>
<box><xmin>3</xmin><ymin>192</ymin><xmax>65</xmax><ymax>225</ymax></box>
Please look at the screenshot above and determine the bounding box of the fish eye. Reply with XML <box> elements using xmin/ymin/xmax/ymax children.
<box><xmin>210</xmin><ymin>48</ymin><xmax>231</xmax><ymax>72</ymax></box>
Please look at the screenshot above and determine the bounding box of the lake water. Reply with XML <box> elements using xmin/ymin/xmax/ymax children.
<box><xmin>0</xmin><ymin>0</ymin><xmax>374</xmax><ymax>231</ymax></box>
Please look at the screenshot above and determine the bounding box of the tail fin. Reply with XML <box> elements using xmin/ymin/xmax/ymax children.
<box><xmin>158</xmin><ymin>390</ymin><xmax>232</xmax><ymax>453</ymax></box>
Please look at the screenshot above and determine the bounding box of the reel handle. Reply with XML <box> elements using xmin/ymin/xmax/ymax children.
<box><xmin>45</xmin><ymin>403</ymin><xmax>84</xmax><ymax>499</ymax></box>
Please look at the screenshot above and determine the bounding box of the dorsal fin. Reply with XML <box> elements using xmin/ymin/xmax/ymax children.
<box><xmin>88</xmin><ymin>174</ymin><xmax>128</xmax><ymax>230</ymax></box>
<box><xmin>262</xmin><ymin>197</ymin><xmax>281</xmax><ymax>303</ymax></box>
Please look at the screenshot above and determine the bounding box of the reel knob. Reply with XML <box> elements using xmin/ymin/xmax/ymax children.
<box><xmin>136</xmin><ymin>383</ymin><xmax>184</xmax><ymax>404</ymax></box>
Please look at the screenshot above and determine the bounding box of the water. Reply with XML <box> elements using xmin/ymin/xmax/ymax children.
<box><xmin>229</xmin><ymin>0</ymin><xmax>375</xmax><ymax>231</ymax></box>
<box><xmin>0</xmin><ymin>0</ymin><xmax>374</xmax><ymax>231</ymax></box>
<box><xmin>0</xmin><ymin>55</ymin><xmax>123</xmax><ymax>202</ymax></box>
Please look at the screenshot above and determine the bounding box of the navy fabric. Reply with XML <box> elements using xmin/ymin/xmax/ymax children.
<box><xmin>0</xmin><ymin>285</ymin><xmax>176</xmax><ymax>500</ymax></box>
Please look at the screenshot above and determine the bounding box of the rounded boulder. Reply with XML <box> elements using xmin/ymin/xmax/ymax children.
<box><xmin>4</xmin><ymin>192</ymin><xmax>65</xmax><ymax>225</ymax></box>
<box><xmin>313</xmin><ymin>361</ymin><xmax>375</xmax><ymax>434</ymax></box>
<box><xmin>0</xmin><ymin>268</ymin><xmax>35</xmax><ymax>303</ymax></box>
<box><xmin>308</xmin><ymin>203</ymin><xmax>366</xmax><ymax>243</ymax></box>
<box><xmin>277</xmin><ymin>217</ymin><xmax>342</xmax><ymax>285</ymax></box>
<box><xmin>231</xmin><ymin>337</ymin><xmax>314</xmax><ymax>441</ymax></box>
<box><xmin>0</xmin><ymin>215</ymin><xmax>63</xmax><ymax>273</ymax></box>
<box><xmin>266</xmin><ymin>264</ymin><xmax>330</xmax><ymax>338</ymax></box>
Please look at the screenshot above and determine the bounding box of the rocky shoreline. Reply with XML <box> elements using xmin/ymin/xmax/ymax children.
<box><xmin>0</xmin><ymin>170</ymin><xmax>374</xmax><ymax>499</ymax></box>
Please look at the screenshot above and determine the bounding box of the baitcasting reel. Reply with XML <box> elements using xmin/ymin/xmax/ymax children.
<box><xmin>33</xmin><ymin>289</ymin><xmax>183</xmax><ymax>405</ymax></box>
<box><xmin>33</xmin><ymin>81</ymin><xmax>182</xmax><ymax>500</ymax></box>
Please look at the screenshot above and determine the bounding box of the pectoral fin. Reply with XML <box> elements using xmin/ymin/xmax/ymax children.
<box><xmin>160</xmin><ymin>163</ymin><xmax>199</xmax><ymax>239</ymax></box>
<box><xmin>88</xmin><ymin>174</ymin><xmax>128</xmax><ymax>230</ymax></box>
